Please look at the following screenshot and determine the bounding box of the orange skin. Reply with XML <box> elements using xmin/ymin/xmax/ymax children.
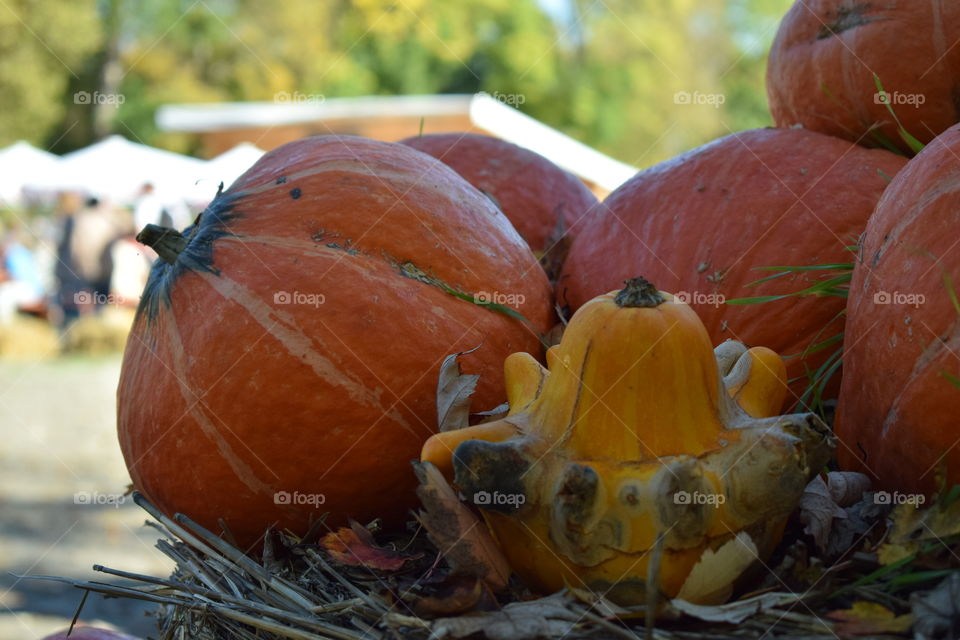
<box><xmin>767</xmin><ymin>0</ymin><xmax>960</xmax><ymax>155</ymax></box>
<box><xmin>400</xmin><ymin>133</ymin><xmax>599</xmax><ymax>259</ymax></box>
<box><xmin>837</xmin><ymin>123</ymin><xmax>960</xmax><ymax>495</ymax></box>
<box><xmin>559</xmin><ymin>127</ymin><xmax>906</xmax><ymax>406</ymax></box>
<box><xmin>118</xmin><ymin>135</ymin><xmax>554</xmax><ymax>549</ymax></box>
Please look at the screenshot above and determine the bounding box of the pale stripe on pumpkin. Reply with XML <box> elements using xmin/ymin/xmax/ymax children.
<box><xmin>163</xmin><ymin>310</ymin><xmax>277</xmax><ymax>495</ymax></box>
<box><xmin>193</xmin><ymin>268</ymin><xmax>418</xmax><ymax>437</ymax></box>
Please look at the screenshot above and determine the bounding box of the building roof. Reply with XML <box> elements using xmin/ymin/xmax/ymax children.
<box><xmin>156</xmin><ymin>94</ymin><xmax>638</xmax><ymax>192</ymax></box>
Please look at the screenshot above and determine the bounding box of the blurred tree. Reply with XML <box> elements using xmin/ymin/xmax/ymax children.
<box><xmin>0</xmin><ymin>0</ymin><xmax>101</xmax><ymax>147</ymax></box>
<box><xmin>24</xmin><ymin>0</ymin><xmax>793</xmax><ymax>165</ymax></box>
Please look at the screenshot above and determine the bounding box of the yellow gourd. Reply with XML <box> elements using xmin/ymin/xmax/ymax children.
<box><xmin>421</xmin><ymin>277</ymin><xmax>834</xmax><ymax>605</ymax></box>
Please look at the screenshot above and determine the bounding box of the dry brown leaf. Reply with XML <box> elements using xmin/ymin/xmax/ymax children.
<box><xmin>826</xmin><ymin>471</ymin><xmax>872</xmax><ymax>507</ymax></box>
<box><xmin>911</xmin><ymin>571</ymin><xmax>960</xmax><ymax>640</ymax></box>
<box><xmin>437</xmin><ymin>348</ymin><xmax>480</xmax><ymax>432</ymax></box>
<box><xmin>320</xmin><ymin>522</ymin><xmax>416</xmax><ymax>571</ymax></box>
<box><xmin>827</xmin><ymin>601</ymin><xmax>913</xmax><ymax>636</ymax></box>
<box><xmin>800</xmin><ymin>475</ymin><xmax>847</xmax><ymax>550</ymax></box>
<box><xmin>824</xmin><ymin>493</ymin><xmax>889</xmax><ymax>560</ymax></box>
<box><xmin>413</xmin><ymin>461</ymin><xmax>511</xmax><ymax>590</ymax></box>
<box><xmin>669</xmin><ymin>591</ymin><xmax>801</xmax><ymax>624</ymax></box>
<box><xmin>413</xmin><ymin>576</ymin><xmax>496</xmax><ymax>618</ymax></box>
<box><xmin>431</xmin><ymin>593</ymin><xmax>581</xmax><ymax>640</ymax></box>
<box><xmin>675</xmin><ymin>531</ymin><xmax>758</xmax><ymax>605</ymax></box>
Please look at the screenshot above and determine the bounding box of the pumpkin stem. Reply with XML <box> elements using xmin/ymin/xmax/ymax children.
<box><xmin>137</xmin><ymin>224</ymin><xmax>187</xmax><ymax>265</ymax></box>
<box><xmin>614</xmin><ymin>277</ymin><xmax>666</xmax><ymax>308</ymax></box>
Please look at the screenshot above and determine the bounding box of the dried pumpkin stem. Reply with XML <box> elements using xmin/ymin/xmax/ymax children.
<box><xmin>137</xmin><ymin>223</ymin><xmax>187</xmax><ymax>265</ymax></box>
<box><xmin>614</xmin><ymin>277</ymin><xmax>666</xmax><ymax>308</ymax></box>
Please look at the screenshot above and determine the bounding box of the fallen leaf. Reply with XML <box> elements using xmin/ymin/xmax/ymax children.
<box><xmin>800</xmin><ymin>475</ymin><xmax>847</xmax><ymax>550</ymax></box>
<box><xmin>437</xmin><ymin>348</ymin><xmax>480</xmax><ymax>432</ymax></box>
<box><xmin>669</xmin><ymin>591</ymin><xmax>801</xmax><ymax>624</ymax></box>
<box><xmin>431</xmin><ymin>592</ymin><xmax>582</xmax><ymax>640</ymax></box>
<box><xmin>911</xmin><ymin>571</ymin><xmax>960</xmax><ymax>640</ymax></box>
<box><xmin>473</xmin><ymin>402</ymin><xmax>509</xmax><ymax>423</ymax></box>
<box><xmin>826</xmin><ymin>471</ymin><xmax>872</xmax><ymax>507</ymax></box>
<box><xmin>320</xmin><ymin>521</ymin><xmax>414</xmax><ymax>571</ymax></box>
<box><xmin>414</xmin><ymin>461</ymin><xmax>511</xmax><ymax>590</ymax></box>
<box><xmin>879</xmin><ymin>492</ymin><xmax>960</xmax><ymax>565</ymax></box>
<box><xmin>568</xmin><ymin>587</ymin><xmax>635</xmax><ymax>619</ymax></box>
<box><xmin>825</xmin><ymin>493</ymin><xmax>890</xmax><ymax>560</ymax></box>
<box><xmin>827</xmin><ymin>601</ymin><xmax>913</xmax><ymax>635</ymax></box>
<box><xmin>413</xmin><ymin>576</ymin><xmax>495</xmax><ymax>618</ymax></box>
<box><xmin>676</xmin><ymin>531</ymin><xmax>758</xmax><ymax>605</ymax></box>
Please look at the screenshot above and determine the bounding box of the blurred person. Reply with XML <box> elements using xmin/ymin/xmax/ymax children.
<box><xmin>70</xmin><ymin>196</ymin><xmax>125</xmax><ymax>309</ymax></box>
<box><xmin>109</xmin><ymin>234</ymin><xmax>154</xmax><ymax>307</ymax></box>
<box><xmin>53</xmin><ymin>191</ymin><xmax>86</xmax><ymax>327</ymax></box>
<box><xmin>0</xmin><ymin>225</ymin><xmax>45</xmax><ymax>324</ymax></box>
<box><xmin>133</xmin><ymin>182</ymin><xmax>168</xmax><ymax>231</ymax></box>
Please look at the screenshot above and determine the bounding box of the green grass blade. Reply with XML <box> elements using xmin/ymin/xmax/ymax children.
<box><xmin>873</xmin><ymin>74</ymin><xmax>926</xmax><ymax>154</ymax></box>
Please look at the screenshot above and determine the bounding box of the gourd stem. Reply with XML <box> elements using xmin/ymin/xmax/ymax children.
<box><xmin>614</xmin><ymin>277</ymin><xmax>666</xmax><ymax>308</ymax></box>
<box><xmin>137</xmin><ymin>224</ymin><xmax>187</xmax><ymax>265</ymax></box>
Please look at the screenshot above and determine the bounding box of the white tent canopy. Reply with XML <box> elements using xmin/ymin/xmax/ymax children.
<box><xmin>201</xmin><ymin>142</ymin><xmax>265</xmax><ymax>190</ymax></box>
<box><xmin>0</xmin><ymin>141</ymin><xmax>62</xmax><ymax>207</ymax></box>
<box><xmin>22</xmin><ymin>135</ymin><xmax>215</xmax><ymax>207</ymax></box>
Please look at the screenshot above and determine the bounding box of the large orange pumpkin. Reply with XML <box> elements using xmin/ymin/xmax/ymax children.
<box><xmin>836</xmin><ymin>123</ymin><xmax>960</xmax><ymax>495</ymax></box>
<box><xmin>558</xmin><ymin>127</ymin><xmax>906</xmax><ymax>403</ymax></box>
<box><xmin>118</xmin><ymin>135</ymin><xmax>553</xmax><ymax>548</ymax></box>
<box><xmin>767</xmin><ymin>0</ymin><xmax>960</xmax><ymax>155</ymax></box>
<box><xmin>399</xmin><ymin>133</ymin><xmax>598</xmax><ymax>275</ymax></box>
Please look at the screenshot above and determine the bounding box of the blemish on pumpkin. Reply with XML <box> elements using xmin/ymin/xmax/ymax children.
<box><xmin>816</xmin><ymin>3</ymin><xmax>875</xmax><ymax>40</ymax></box>
<box><xmin>276</xmin><ymin>176</ymin><xmax>287</xmax><ymax>184</ymax></box>
<box><xmin>311</xmin><ymin>229</ymin><xmax>325</xmax><ymax>242</ymax></box>
<box><xmin>697</xmin><ymin>261</ymin><xmax>709</xmax><ymax>273</ymax></box>
<box><xmin>290</xmin><ymin>188</ymin><xmax>302</xmax><ymax>199</ymax></box>
<box><xmin>326</xmin><ymin>242</ymin><xmax>359</xmax><ymax>256</ymax></box>
<box><xmin>706</xmin><ymin>270</ymin><xmax>726</xmax><ymax>284</ymax></box>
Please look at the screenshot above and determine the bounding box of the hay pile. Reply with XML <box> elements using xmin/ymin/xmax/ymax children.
<box><xmin>35</xmin><ymin>489</ymin><xmax>960</xmax><ymax>640</ymax></box>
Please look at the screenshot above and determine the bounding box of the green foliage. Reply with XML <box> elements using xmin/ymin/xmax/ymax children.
<box><xmin>1</xmin><ymin>0</ymin><xmax>793</xmax><ymax>162</ymax></box>
<box><xmin>0</xmin><ymin>0</ymin><xmax>101</xmax><ymax>146</ymax></box>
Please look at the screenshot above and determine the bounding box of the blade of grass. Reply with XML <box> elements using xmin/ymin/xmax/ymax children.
<box><xmin>873</xmin><ymin>74</ymin><xmax>926</xmax><ymax>154</ymax></box>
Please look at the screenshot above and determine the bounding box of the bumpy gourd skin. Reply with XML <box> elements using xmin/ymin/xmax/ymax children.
<box><xmin>421</xmin><ymin>278</ymin><xmax>834</xmax><ymax>605</ymax></box>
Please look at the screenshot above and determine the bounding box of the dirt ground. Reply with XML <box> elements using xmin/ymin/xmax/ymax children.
<box><xmin>1</xmin><ymin>355</ymin><xmax>171</xmax><ymax>639</ymax></box>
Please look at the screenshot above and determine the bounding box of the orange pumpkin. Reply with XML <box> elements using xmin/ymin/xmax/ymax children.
<box><xmin>558</xmin><ymin>128</ymin><xmax>906</xmax><ymax>403</ymax></box>
<box><xmin>836</xmin><ymin>123</ymin><xmax>960</xmax><ymax>494</ymax></box>
<box><xmin>118</xmin><ymin>135</ymin><xmax>553</xmax><ymax>548</ymax></box>
<box><xmin>399</xmin><ymin>133</ymin><xmax>598</xmax><ymax>276</ymax></box>
<box><xmin>767</xmin><ymin>0</ymin><xmax>960</xmax><ymax>155</ymax></box>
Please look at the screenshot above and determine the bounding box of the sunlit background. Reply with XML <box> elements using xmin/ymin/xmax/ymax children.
<box><xmin>0</xmin><ymin>1</ymin><xmax>792</xmax><ymax>637</ymax></box>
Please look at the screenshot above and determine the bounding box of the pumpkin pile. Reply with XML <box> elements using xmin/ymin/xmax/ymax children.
<box><xmin>113</xmin><ymin>0</ymin><xmax>960</xmax><ymax>624</ymax></box>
